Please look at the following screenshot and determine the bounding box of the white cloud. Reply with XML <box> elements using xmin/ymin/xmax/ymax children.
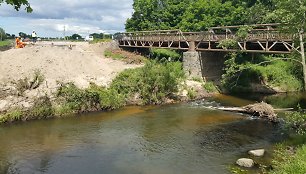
<box><xmin>0</xmin><ymin>0</ymin><xmax>133</xmax><ymax>37</ymax></box>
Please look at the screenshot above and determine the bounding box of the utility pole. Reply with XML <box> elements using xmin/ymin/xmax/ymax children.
<box><xmin>63</xmin><ymin>25</ymin><xmax>66</xmax><ymax>40</ymax></box>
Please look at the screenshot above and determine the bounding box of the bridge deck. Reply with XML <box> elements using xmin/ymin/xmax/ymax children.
<box><xmin>116</xmin><ymin>24</ymin><xmax>298</xmax><ymax>54</ymax></box>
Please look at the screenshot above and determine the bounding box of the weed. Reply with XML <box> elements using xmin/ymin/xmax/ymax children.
<box><xmin>0</xmin><ymin>109</ymin><xmax>22</xmax><ymax>123</ymax></box>
<box><xmin>202</xmin><ymin>82</ymin><xmax>218</xmax><ymax>93</ymax></box>
<box><xmin>187</xmin><ymin>88</ymin><xmax>196</xmax><ymax>100</ymax></box>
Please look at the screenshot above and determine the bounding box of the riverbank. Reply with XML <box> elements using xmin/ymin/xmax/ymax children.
<box><xmin>0</xmin><ymin>42</ymin><xmax>214</xmax><ymax>123</ymax></box>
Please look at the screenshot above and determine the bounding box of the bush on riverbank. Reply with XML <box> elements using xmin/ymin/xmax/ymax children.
<box><xmin>111</xmin><ymin>60</ymin><xmax>185</xmax><ymax>104</ymax></box>
<box><xmin>222</xmin><ymin>53</ymin><xmax>303</xmax><ymax>92</ymax></box>
<box><xmin>56</xmin><ymin>83</ymin><xmax>125</xmax><ymax>113</ymax></box>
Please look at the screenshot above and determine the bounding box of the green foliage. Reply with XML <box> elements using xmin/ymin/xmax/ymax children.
<box><xmin>222</xmin><ymin>53</ymin><xmax>303</xmax><ymax>92</ymax></box>
<box><xmin>187</xmin><ymin>88</ymin><xmax>196</xmax><ymax>100</ymax></box>
<box><xmin>0</xmin><ymin>40</ymin><xmax>11</xmax><ymax>46</ymax></box>
<box><xmin>202</xmin><ymin>82</ymin><xmax>218</xmax><ymax>93</ymax></box>
<box><xmin>126</xmin><ymin>0</ymin><xmax>276</xmax><ymax>32</ymax></box>
<box><xmin>217</xmin><ymin>39</ymin><xmax>238</xmax><ymax>49</ymax></box>
<box><xmin>86</xmin><ymin>84</ymin><xmax>125</xmax><ymax>110</ymax></box>
<box><xmin>0</xmin><ymin>0</ymin><xmax>32</xmax><ymax>12</ymax></box>
<box><xmin>0</xmin><ymin>109</ymin><xmax>22</xmax><ymax>123</ymax></box>
<box><xmin>111</xmin><ymin>60</ymin><xmax>185</xmax><ymax>104</ymax></box>
<box><xmin>283</xmin><ymin>108</ymin><xmax>306</xmax><ymax>135</ymax></box>
<box><xmin>150</xmin><ymin>48</ymin><xmax>181</xmax><ymax>62</ymax></box>
<box><xmin>0</xmin><ymin>27</ymin><xmax>6</xmax><ymax>41</ymax></box>
<box><xmin>236</xmin><ymin>26</ymin><xmax>253</xmax><ymax>41</ymax></box>
<box><xmin>56</xmin><ymin>83</ymin><xmax>125</xmax><ymax>113</ymax></box>
<box><xmin>253</xmin><ymin>60</ymin><xmax>303</xmax><ymax>91</ymax></box>
<box><xmin>272</xmin><ymin>144</ymin><xmax>306</xmax><ymax>174</ymax></box>
<box><xmin>26</xmin><ymin>96</ymin><xmax>54</xmax><ymax>120</ymax></box>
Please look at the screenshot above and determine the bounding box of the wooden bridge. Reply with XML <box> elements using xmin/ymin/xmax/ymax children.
<box><xmin>116</xmin><ymin>24</ymin><xmax>298</xmax><ymax>54</ymax></box>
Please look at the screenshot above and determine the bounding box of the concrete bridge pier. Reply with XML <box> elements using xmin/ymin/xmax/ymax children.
<box><xmin>183</xmin><ymin>51</ymin><xmax>202</xmax><ymax>79</ymax></box>
<box><xmin>183</xmin><ymin>41</ymin><xmax>226</xmax><ymax>81</ymax></box>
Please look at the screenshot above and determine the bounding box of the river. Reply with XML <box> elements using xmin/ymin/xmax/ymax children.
<box><xmin>1</xmin><ymin>93</ymin><xmax>304</xmax><ymax>174</ymax></box>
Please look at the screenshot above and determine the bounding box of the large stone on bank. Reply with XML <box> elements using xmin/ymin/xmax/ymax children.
<box><xmin>236</xmin><ymin>158</ymin><xmax>254</xmax><ymax>168</ymax></box>
<box><xmin>248</xmin><ymin>149</ymin><xmax>265</xmax><ymax>157</ymax></box>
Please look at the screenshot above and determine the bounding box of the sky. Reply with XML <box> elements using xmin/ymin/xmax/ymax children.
<box><xmin>0</xmin><ymin>0</ymin><xmax>134</xmax><ymax>37</ymax></box>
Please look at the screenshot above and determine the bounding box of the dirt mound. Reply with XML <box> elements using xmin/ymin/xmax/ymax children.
<box><xmin>0</xmin><ymin>41</ymin><xmax>140</xmax><ymax>93</ymax></box>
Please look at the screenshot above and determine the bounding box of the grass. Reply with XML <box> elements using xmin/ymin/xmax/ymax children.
<box><xmin>104</xmin><ymin>49</ymin><xmax>125</xmax><ymax>60</ymax></box>
<box><xmin>271</xmin><ymin>143</ymin><xmax>306</xmax><ymax>174</ymax></box>
<box><xmin>0</xmin><ymin>40</ymin><xmax>12</xmax><ymax>47</ymax></box>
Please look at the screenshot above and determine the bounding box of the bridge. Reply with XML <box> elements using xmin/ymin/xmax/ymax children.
<box><xmin>116</xmin><ymin>23</ymin><xmax>297</xmax><ymax>54</ymax></box>
<box><xmin>116</xmin><ymin>24</ymin><xmax>302</xmax><ymax>80</ymax></box>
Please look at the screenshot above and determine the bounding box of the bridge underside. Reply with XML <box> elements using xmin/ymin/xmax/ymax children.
<box><xmin>118</xmin><ymin>40</ymin><xmax>294</xmax><ymax>54</ymax></box>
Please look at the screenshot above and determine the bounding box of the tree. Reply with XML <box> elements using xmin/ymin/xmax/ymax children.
<box><xmin>0</xmin><ymin>0</ymin><xmax>32</xmax><ymax>12</ymax></box>
<box><xmin>0</xmin><ymin>27</ymin><xmax>6</xmax><ymax>41</ymax></box>
<box><xmin>71</xmin><ymin>34</ymin><xmax>83</xmax><ymax>40</ymax></box>
<box><xmin>273</xmin><ymin>0</ymin><xmax>306</xmax><ymax>89</ymax></box>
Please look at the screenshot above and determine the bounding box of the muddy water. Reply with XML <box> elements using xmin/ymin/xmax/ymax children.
<box><xmin>0</xmin><ymin>95</ymin><xmax>289</xmax><ymax>174</ymax></box>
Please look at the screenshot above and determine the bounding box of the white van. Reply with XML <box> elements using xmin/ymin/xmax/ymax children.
<box><xmin>85</xmin><ymin>36</ymin><xmax>94</xmax><ymax>41</ymax></box>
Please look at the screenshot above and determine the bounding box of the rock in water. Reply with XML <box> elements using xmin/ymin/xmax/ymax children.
<box><xmin>248</xmin><ymin>149</ymin><xmax>265</xmax><ymax>157</ymax></box>
<box><xmin>236</xmin><ymin>158</ymin><xmax>254</xmax><ymax>168</ymax></box>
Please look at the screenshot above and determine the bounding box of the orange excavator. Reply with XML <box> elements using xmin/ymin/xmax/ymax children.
<box><xmin>15</xmin><ymin>37</ymin><xmax>26</xmax><ymax>48</ymax></box>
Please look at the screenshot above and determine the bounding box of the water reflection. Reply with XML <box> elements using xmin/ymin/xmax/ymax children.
<box><xmin>0</xmin><ymin>102</ymin><xmax>286</xmax><ymax>174</ymax></box>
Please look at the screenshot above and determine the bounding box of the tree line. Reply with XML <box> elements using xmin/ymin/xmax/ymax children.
<box><xmin>125</xmin><ymin>0</ymin><xmax>277</xmax><ymax>32</ymax></box>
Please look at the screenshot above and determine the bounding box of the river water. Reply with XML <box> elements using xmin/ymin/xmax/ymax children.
<box><xmin>0</xmin><ymin>93</ymin><xmax>302</xmax><ymax>174</ymax></box>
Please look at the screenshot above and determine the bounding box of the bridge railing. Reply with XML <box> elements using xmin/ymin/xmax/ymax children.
<box><xmin>115</xmin><ymin>24</ymin><xmax>295</xmax><ymax>43</ymax></box>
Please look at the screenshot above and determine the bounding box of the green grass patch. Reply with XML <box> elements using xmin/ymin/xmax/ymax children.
<box><xmin>272</xmin><ymin>143</ymin><xmax>306</xmax><ymax>174</ymax></box>
<box><xmin>0</xmin><ymin>40</ymin><xmax>11</xmax><ymax>47</ymax></box>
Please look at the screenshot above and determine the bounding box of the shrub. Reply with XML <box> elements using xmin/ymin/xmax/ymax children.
<box><xmin>222</xmin><ymin>53</ymin><xmax>303</xmax><ymax>92</ymax></box>
<box><xmin>150</xmin><ymin>48</ymin><xmax>181</xmax><ymax>62</ymax></box>
<box><xmin>202</xmin><ymin>82</ymin><xmax>218</xmax><ymax>93</ymax></box>
<box><xmin>111</xmin><ymin>60</ymin><xmax>185</xmax><ymax>104</ymax></box>
<box><xmin>56</xmin><ymin>83</ymin><xmax>125</xmax><ymax>113</ymax></box>
<box><xmin>26</xmin><ymin>95</ymin><xmax>54</xmax><ymax>120</ymax></box>
<box><xmin>283</xmin><ymin>109</ymin><xmax>306</xmax><ymax>135</ymax></box>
